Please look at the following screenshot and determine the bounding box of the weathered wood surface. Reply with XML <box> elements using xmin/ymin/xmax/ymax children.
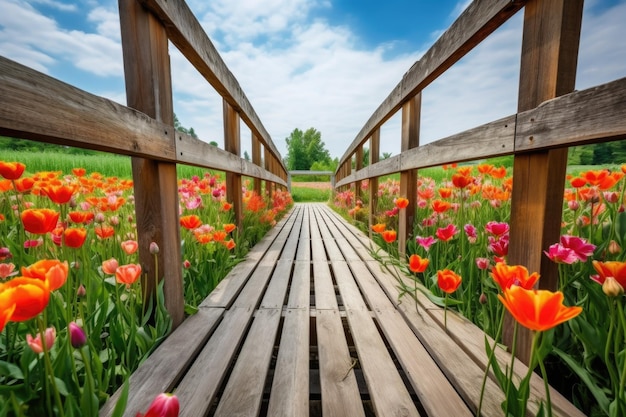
<box><xmin>101</xmin><ymin>203</ymin><xmax>583</xmax><ymax>417</ymax></box>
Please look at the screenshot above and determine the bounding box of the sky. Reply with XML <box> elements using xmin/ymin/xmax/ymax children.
<box><xmin>1</xmin><ymin>0</ymin><xmax>625</xmax><ymax>161</ymax></box>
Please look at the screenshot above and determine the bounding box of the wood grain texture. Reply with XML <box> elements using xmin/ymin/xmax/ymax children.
<box><xmin>213</xmin><ymin>308</ymin><xmax>282</xmax><ymax>417</ymax></box>
<box><xmin>398</xmin><ymin>95</ymin><xmax>420</xmax><ymax>254</ymax></box>
<box><xmin>140</xmin><ymin>0</ymin><xmax>286</xmax><ymax>174</ymax></box>
<box><xmin>337</xmin><ymin>0</ymin><xmax>523</xmax><ymax>167</ymax></box>
<box><xmin>0</xmin><ymin>56</ymin><xmax>174</xmax><ymax>159</ymax></box>
<box><xmin>99</xmin><ymin>308</ymin><xmax>224</xmax><ymax>417</ymax></box>
<box><xmin>368</xmin><ymin>129</ymin><xmax>380</xmax><ymax>236</ymax></box>
<box><xmin>516</xmin><ymin>77</ymin><xmax>626</xmax><ymax>150</ymax></box>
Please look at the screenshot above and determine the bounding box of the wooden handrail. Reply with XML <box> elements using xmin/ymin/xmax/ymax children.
<box><xmin>333</xmin><ymin>0</ymin><xmax>625</xmax><ymax>365</ymax></box>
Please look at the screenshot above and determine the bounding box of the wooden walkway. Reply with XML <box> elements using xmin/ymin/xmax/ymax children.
<box><xmin>100</xmin><ymin>203</ymin><xmax>583</xmax><ymax>417</ymax></box>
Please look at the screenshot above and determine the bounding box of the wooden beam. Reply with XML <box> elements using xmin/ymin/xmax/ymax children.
<box><xmin>398</xmin><ymin>94</ymin><xmax>420</xmax><ymax>256</ymax></box>
<box><xmin>368</xmin><ymin>129</ymin><xmax>380</xmax><ymax>238</ymax></box>
<box><xmin>355</xmin><ymin>145</ymin><xmax>363</xmax><ymax>202</ymax></box>
<box><xmin>224</xmin><ymin>100</ymin><xmax>243</xmax><ymax>230</ymax></box>
<box><xmin>506</xmin><ymin>0</ymin><xmax>584</xmax><ymax>365</ymax></box>
<box><xmin>119</xmin><ymin>0</ymin><xmax>184</xmax><ymax>327</ymax></box>
<box><xmin>252</xmin><ymin>134</ymin><xmax>262</xmax><ymax>195</ymax></box>
<box><xmin>338</xmin><ymin>0</ymin><xmax>524</xmax><ymax>167</ymax></box>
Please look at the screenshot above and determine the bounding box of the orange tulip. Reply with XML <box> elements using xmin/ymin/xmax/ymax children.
<box><xmin>0</xmin><ymin>277</ymin><xmax>50</xmax><ymax>322</ymax></box>
<box><xmin>0</xmin><ymin>289</ymin><xmax>16</xmax><ymax>332</ymax></box>
<box><xmin>431</xmin><ymin>200</ymin><xmax>451</xmax><ymax>213</ymax></box>
<box><xmin>0</xmin><ymin>161</ymin><xmax>26</xmax><ymax>180</ymax></box>
<box><xmin>222</xmin><ymin>202</ymin><xmax>232</xmax><ymax>211</ymax></box>
<box><xmin>437</xmin><ymin>269</ymin><xmax>462</xmax><ymax>294</ymax></box>
<box><xmin>194</xmin><ymin>233</ymin><xmax>213</xmax><ymax>244</ymax></box>
<box><xmin>498</xmin><ymin>286</ymin><xmax>582</xmax><ymax>332</ymax></box>
<box><xmin>591</xmin><ymin>260</ymin><xmax>626</xmax><ymax>288</ymax></box>
<box><xmin>381</xmin><ymin>230</ymin><xmax>397</xmax><ymax>243</ymax></box>
<box><xmin>489</xmin><ymin>166</ymin><xmax>508</xmax><ymax>179</ymax></box>
<box><xmin>64</xmin><ymin>228</ymin><xmax>87</xmax><ymax>248</ymax></box>
<box><xmin>121</xmin><ymin>240</ymin><xmax>139</xmax><ymax>255</ymax></box>
<box><xmin>224</xmin><ymin>239</ymin><xmax>236</xmax><ymax>250</ymax></box>
<box><xmin>0</xmin><ymin>179</ymin><xmax>12</xmax><ymax>192</ymax></box>
<box><xmin>14</xmin><ymin>177</ymin><xmax>35</xmax><ymax>193</ymax></box>
<box><xmin>490</xmin><ymin>262</ymin><xmax>540</xmax><ymax>292</ymax></box>
<box><xmin>451</xmin><ymin>173</ymin><xmax>472</xmax><ymax>189</ymax></box>
<box><xmin>395</xmin><ymin>197</ymin><xmax>409</xmax><ymax>209</ymax></box>
<box><xmin>438</xmin><ymin>187</ymin><xmax>452</xmax><ymax>199</ymax></box>
<box><xmin>95</xmin><ymin>225</ymin><xmax>115</xmax><ymax>239</ymax></box>
<box><xmin>102</xmin><ymin>258</ymin><xmax>119</xmax><ymax>275</ymax></box>
<box><xmin>371</xmin><ymin>223</ymin><xmax>386</xmax><ymax>234</ymax></box>
<box><xmin>213</xmin><ymin>231</ymin><xmax>227</xmax><ymax>242</ymax></box>
<box><xmin>180</xmin><ymin>215</ymin><xmax>202</xmax><ymax>230</ymax></box>
<box><xmin>21</xmin><ymin>259</ymin><xmax>69</xmax><ymax>291</ymax></box>
<box><xmin>20</xmin><ymin>208</ymin><xmax>60</xmax><ymax>234</ymax></box>
<box><xmin>115</xmin><ymin>264</ymin><xmax>142</xmax><ymax>287</ymax></box>
<box><xmin>223</xmin><ymin>223</ymin><xmax>236</xmax><ymax>234</ymax></box>
<box><xmin>43</xmin><ymin>184</ymin><xmax>76</xmax><ymax>204</ymax></box>
<box><xmin>408</xmin><ymin>254</ymin><xmax>429</xmax><ymax>273</ymax></box>
<box><xmin>68</xmin><ymin>211</ymin><xmax>94</xmax><ymax>224</ymax></box>
<box><xmin>72</xmin><ymin>167</ymin><xmax>86</xmax><ymax>177</ymax></box>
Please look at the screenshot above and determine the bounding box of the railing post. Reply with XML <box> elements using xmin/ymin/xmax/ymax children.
<box><xmin>265</xmin><ymin>146</ymin><xmax>273</xmax><ymax>199</ymax></box>
<box><xmin>398</xmin><ymin>94</ymin><xmax>421</xmax><ymax>257</ymax></box>
<box><xmin>369</xmin><ymin>129</ymin><xmax>380</xmax><ymax>238</ymax></box>
<box><xmin>119</xmin><ymin>0</ymin><xmax>184</xmax><ymax>327</ymax></box>
<box><xmin>505</xmin><ymin>0</ymin><xmax>584</xmax><ymax>364</ymax></box>
<box><xmin>252</xmin><ymin>133</ymin><xmax>262</xmax><ymax>196</ymax></box>
<box><xmin>355</xmin><ymin>144</ymin><xmax>363</xmax><ymax>202</ymax></box>
<box><xmin>224</xmin><ymin>100</ymin><xmax>243</xmax><ymax>231</ymax></box>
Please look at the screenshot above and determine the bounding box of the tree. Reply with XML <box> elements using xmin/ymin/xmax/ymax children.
<box><xmin>174</xmin><ymin>113</ymin><xmax>198</xmax><ymax>139</ymax></box>
<box><xmin>243</xmin><ymin>150</ymin><xmax>250</xmax><ymax>161</ymax></box>
<box><xmin>285</xmin><ymin>128</ymin><xmax>331</xmax><ymax>170</ymax></box>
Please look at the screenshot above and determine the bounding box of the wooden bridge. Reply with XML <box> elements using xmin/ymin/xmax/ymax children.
<box><xmin>1</xmin><ymin>0</ymin><xmax>625</xmax><ymax>415</ymax></box>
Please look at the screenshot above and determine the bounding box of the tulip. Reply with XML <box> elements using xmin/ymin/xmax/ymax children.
<box><xmin>0</xmin><ymin>161</ymin><xmax>26</xmax><ymax>180</ymax></box>
<box><xmin>223</xmin><ymin>223</ymin><xmax>236</xmax><ymax>234</ymax></box>
<box><xmin>26</xmin><ymin>327</ymin><xmax>56</xmax><ymax>354</ymax></box>
<box><xmin>0</xmin><ymin>263</ymin><xmax>18</xmax><ymax>280</ymax></box>
<box><xmin>68</xmin><ymin>322</ymin><xmax>87</xmax><ymax>348</ymax></box>
<box><xmin>180</xmin><ymin>215</ymin><xmax>202</xmax><ymax>230</ymax></box>
<box><xmin>20</xmin><ymin>208</ymin><xmax>60</xmax><ymax>234</ymax></box>
<box><xmin>408</xmin><ymin>254</ymin><xmax>429</xmax><ymax>273</ymax></box>
<box><xmin>21</xmin><ymin>259</ymin><xmax>69</xmax><ymax>291</ymax></box>
<box><xmin>137</xmin><ymin>393</ymin><xmax>179</xmax><ymax>417</ymax></box>
<box><xmin>0</xmin><ymin>277</ymin><xmax>50</xmax><ymax>322</ymax></box>
<box><xmin>121</xmin><ymin>240</ymin><xmax>139</xmax><ymax>255</ymax></box>
<box><xmin>100</xmin><ymin>258</ymin><xmax>119</xmax><ymax>276</ymax></box>
<box><xmin>115</xmin><ymin>264</ymin><xmax>142</xmax><ymax>287</ymax></box>
<box><xmin>371</xmin><ymin>223</ymin><xmax>386</xmax><ymax>234</ymax></box>
<box><xmin>150</xmin><ymin>242</ymin><xmax>160</xmax><ymax>255</ymax></box>
<box><xmin>437</xmin><ymin>269</ymin><xmax>462</xmax><ymax>294</ymax></box>
<box><xmin>64</xmin><ymin>227</ymin><xmax>87</xmax><ymax>248</ymax></box>
<box><xmin>395</xmin><ymin>197</ymin><xmax>409</xmax><ymax>209</ymax></box>
<box><xmin>498</xmin><ymin>286</ymin><xmax>582</xmax><ymax>332</ymax></box>
<box><xmin>381</xmin><ymin>230</ymin><xmax>397</xmax><ymax>243</ymax></box>
<box><xmin>490</xmin><ymin>262</ymin><xmax>539</xmax><ymax>292</ymax></box>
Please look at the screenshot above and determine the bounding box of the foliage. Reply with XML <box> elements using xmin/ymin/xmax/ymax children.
<box><xmin>284</xmin><ymin>128</ymin><xmax>331</xmax><ymax>170</ymax></box>
<box><xmin>0</xmin><ymin>157</ymin><xmax>292</xmax><ymax>416</ymax></box>
<box><xmin>331</xmin><ymin>157</ymin><xmax>626</xmax><ymax>416</ymax></box>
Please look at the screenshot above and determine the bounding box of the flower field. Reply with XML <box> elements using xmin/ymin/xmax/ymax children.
<box><xmin>334</xmin><ymin>160</ymin><xmax>626</xmax><ymax>416</ymax></box>
<box><xmin>0</xmin><ymin>157</ymin><xmax>292</xmax><ymax>416</ymax></box>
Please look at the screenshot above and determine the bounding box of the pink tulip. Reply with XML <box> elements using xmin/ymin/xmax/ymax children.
<box><xmin>26</xmin><ymin>327</ymin><xmax>56</xmax><ymax>354</ymax></box>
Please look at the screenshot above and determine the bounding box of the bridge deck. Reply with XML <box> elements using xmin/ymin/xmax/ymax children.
<box><xmin>100</xmin><ymin>203</ymin><xmax>582</xmax><ymax>417</ymax></box>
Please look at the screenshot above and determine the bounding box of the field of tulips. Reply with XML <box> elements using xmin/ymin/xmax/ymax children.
<box><xmin>0</xmin><ymin>158</ymin><xmax>292</xmax><ymax>416</ymax></box>
<box><xmin>334</xmin><ymin>161</ymin><xmax>626</xmax><ymax>417</ymax></box>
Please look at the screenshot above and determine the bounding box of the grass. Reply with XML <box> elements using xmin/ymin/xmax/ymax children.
<box><xmin>290</xmin><ymin>186</ymin><xmax>330</xmax><ymax>202</ymax></box>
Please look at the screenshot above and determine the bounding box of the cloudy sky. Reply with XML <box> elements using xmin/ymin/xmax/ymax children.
<box><xmin>1</xmin><ymin>0</ymin><xmax>625</xmax><ymax>160</ymax></box>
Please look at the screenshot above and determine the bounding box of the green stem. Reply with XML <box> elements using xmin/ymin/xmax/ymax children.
<box><xmin>477</xmin><ymin>308</ymin><xmax>506</xmax><ymax>417</ymax></box>
<box><xmin>536</xmin><ymin>339</ymin><xmax>553</xmax><ymax>417</ymax></box>
<box><xmin>617</xmin><ymin>299</ymin><xmax>626</xmax><ymax>407</ymax></box>
<box><xmin>605</xmin><ymin>299</ymin><xmax>620</xmax><ymax>392</ymax></box>
<box><xmin>38</xmin><ymin>319</ymin><xmax>65</xmax><ymax>417</ymax></box>
<box><xmin>504</xmin><ymin>321</ymin><xmax>519</xmax><ymax>415</ymax></box>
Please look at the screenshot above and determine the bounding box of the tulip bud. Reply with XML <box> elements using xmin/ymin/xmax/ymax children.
<box><xmin>26</xmin><ymin>327</ymin><xmax>56</xmax><ymax>354</ymax></box>
<box><xmin>183</xmin><ymin>260</ymin><xmax>191</xmax><ymax>269</ymax></box>
<box><xmin>608</xmin><ymin>240</ymin><xmax>621</xmax><ymax>255</ymax></box>
<box><xmin>76</xmin><ymin>284</ymin><xmax>86</xmax><ymax>298</ymax></box>
<box><xmin>479</xmin><ymin>293</ymin><xmax>488</xmax><ymax>305</ymax></box>
<box><xmin>603</xmin><ymin>277</ymin><xmax>624</xmax><ymax>297</ymax></box>
<box><xmin>137</xmin><ymin>393</ymin><xmax>180</xmax><ymax>417</ymax></box>
<box><xmin>150</xmin><ymin>242</ymin><xmax>160</xmax><ymax>255</ymax></box>
<box><xmin>68</xmin><ymin>322</ymin><xmax>87</xmax><ymax>348</ymax></box>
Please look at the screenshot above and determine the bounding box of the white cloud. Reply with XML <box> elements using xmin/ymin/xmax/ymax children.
<box><xmin>29</xmin><ymin>0</ymin><xmax>76</xmax><ymax>12</ymax></box>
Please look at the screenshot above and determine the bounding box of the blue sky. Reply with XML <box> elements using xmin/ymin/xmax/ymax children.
<box><xmin>1</xmin><ymin>0</ymin><xmax>625</xmax><ymax>160</ymax></box>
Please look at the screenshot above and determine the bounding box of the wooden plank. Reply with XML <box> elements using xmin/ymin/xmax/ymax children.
<box><xmin>337</xmin><ymin>0</ymin><xmax>523</xmax><ymax>167</ymax></box>
<box><xmin>335</xmin><ymin>155</ymin><xmax>400</xmax><ymax>188</ymax></box>
<box><xmin>267</xmin><ymin>308</ymin><xmax>310</xmax><ymax>417</ymax></box>
<box><xmin>375</xmin><ymin>309</ymin><xmax>473</xmax><ymax>417</ymax></box>
<box><xmin>316</xmin><ymin>309</ymin><xmax>366</xmax><ymax>417</ymax></box>
<box><xmin>176</xmin><ymin>307</ymin><xmax>254</xmax><ymax>417</ymax></box>
<box><xmin>296</xmin><ymin>206</ymin><xmax>311</xmax><ymax>261</ymax></box>
<box><xmin>0</xmin><ymin>57</ymin><xmax>175</xmax><ymax>159</ymax></box>
<box><xmin>259</xmin><ymin>260</ymin><xmax>293</xmax><ymax>309</ymax></box>
<box><xmin>140</xmin><ymin>0</ymin><xmax>286</xmax><ymax>173</ymax></box>
<box><xmin>515</xmin><ymin>77</ymin><xmax>626</xmax><ymax>151</ymax></box>
<box><xmin>99</xmin><ymin>308</ymin><xmax>223</xmax><ymax>417</ymax></box>
<box><xmin>118</xmin><ymin>0</ymin><xmax>184</xmax><ymax>326</ymax></box>
<box><xmin>213</xmin><ymin>308</ymin><xmax>282</xmax><ymax>417</ymax></box>
<box><xmin>313</xmin><ymin>260</ymin><xmax>338</xmax><ymax>311</ymax></box>
<box><xmin>288</xmin><ymin>261</ymin><xmax>311</xmax><ymax>309</ymax></box>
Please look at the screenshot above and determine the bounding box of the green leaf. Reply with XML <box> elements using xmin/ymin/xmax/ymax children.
<box><xmin>55</xmin><ymin>377</ymin><xmax>69</xmax><ymax>396</ymax></box>
<box><xmin>184</xmin><ymin>303</ymin><xmax>199</xmax><ymax>315</ymax></box>
<box><xmin>110</xmin><ymin>379</ymin><xmax>129</xmax><ymax>417</ymax></box>
<box><xmin>553</xmin><ymin>346</ymin><xmax>610</xmax><ymax>415</ymax></box>
<box><xmin>0</xmin><ymin>361</ymin><xmax>24</xmax><ymax>380</ymax></box>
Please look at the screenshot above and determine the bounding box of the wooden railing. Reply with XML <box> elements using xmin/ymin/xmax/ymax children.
<box><xmin>0</xmin><ymin>0</ymin><xmax>288</xmax><ymax>329</ymax></box>
<box><xmin>333</xmin><ymin>0</ymin><xmax>626</xmax><ymax>363</ymax></box>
